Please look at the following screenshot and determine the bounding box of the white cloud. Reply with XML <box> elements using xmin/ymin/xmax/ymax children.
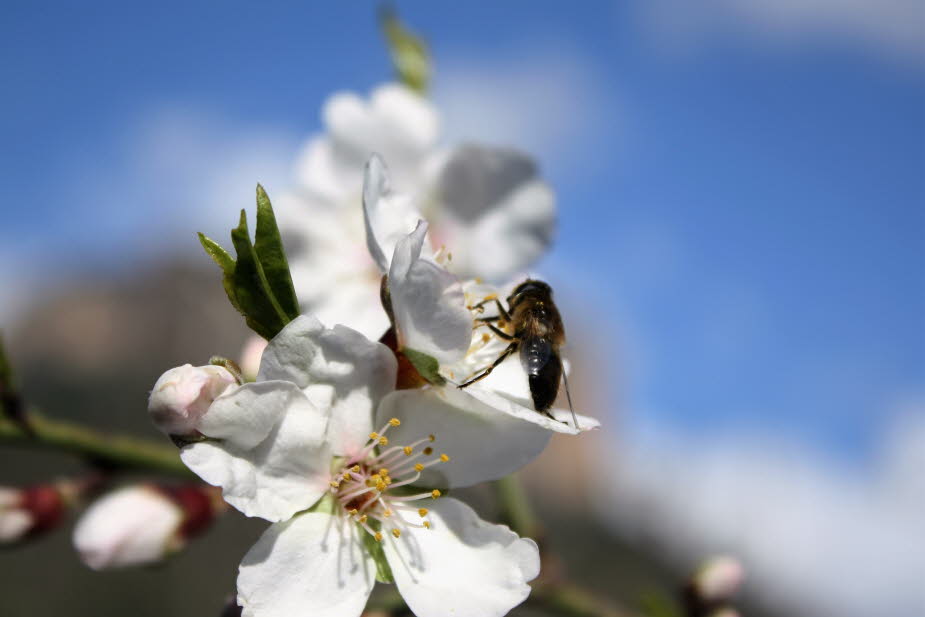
<box><xmin>639</xmin><ymin>0</ymin><xmax>925</xmax><ymax>65</ymax></box>
<box><xmin>597</xmin><ymin>407</ymin><xmax>925</xmax><ymax>617</ymax></box>
<box><xmin>433</xmin><ymin>47</ymin><xmax>619</xmax><ymax>176</ymax></box>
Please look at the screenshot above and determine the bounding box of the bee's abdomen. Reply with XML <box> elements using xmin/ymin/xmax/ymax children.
<box><xmin>521</xmin><ymin>338</ymin><xmax>552</xmax><ymax>376</ymax></box>
<box><xmin>528</xmin><ymin>352</ymin><xmax>562</xmax><ymax>413</ymax></box>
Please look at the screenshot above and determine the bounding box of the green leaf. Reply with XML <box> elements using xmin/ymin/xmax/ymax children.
<box><xmin>360</xmin><ymin>519</ymin><xmax>395</xmax><ymax>584</ymax></box>
<box><xmin>198</xmin><ymin>232</ymin><xmax>242</xmax><ymax>313</ymax></box>
<box><xmin>380</xmin><ymin>7</ymin><xmax>430</xmax><ymax>95</ymax></box>
<box><xmin>254</xmin><ymin>184</ymin><xmax>299</xmax><ymax>320</ymax></box>
<box><xmin>401</xmin><ymin>348</ymin><xmax>446</xmax><ymax>386</ymax></box>
<box><xmin>230</xmin><ymin>210</ymin><xmax>290</xmax><ymax>340</ymax></box>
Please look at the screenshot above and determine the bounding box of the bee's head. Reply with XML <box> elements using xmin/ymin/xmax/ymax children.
<box><xmin>507</xmin><ymin>279</ymin><xmax>552</xmax><ymax>307</ymax></box>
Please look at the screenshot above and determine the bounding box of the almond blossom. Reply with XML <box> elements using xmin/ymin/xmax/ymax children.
<box><xmin>275</xmin><ymin>82</ymin><xmax>556</xmax><ymax>340</ymax></box>
<box><xmin>160</xmin><ymin>315</ymin><xmax>541</xmax><ymax>617</ymax></box>
<box><xmin>363</xmin><ymin>155</ymin><xmax>599</xmax><ymax>487</ymax></box>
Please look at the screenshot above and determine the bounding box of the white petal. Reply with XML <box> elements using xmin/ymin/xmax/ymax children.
<box><xmin>363</xmin><ymin>155</ymin><xmax>426</xmax><ymax>273</ymax></box>
<box><xmin>0</xmin><ymin>509</ymin><xmax>32</xmax><ymax>542</ymax></box>
<box><xmin>383</xmin><ymin>497</ymin><xmax>539</xmax><ymax>617</ymax></box>
<box><xmin>73</xmin><ymin>486</ymin><xmax>182</xmax><ymax>570</ymax></box>
<box><xmin>238</xmin><ymin>512</ymin><xmax>376</xmax><ymax>617</ymax></box>
<box><xmin>376</xmin><ymin>388</ymin><xmax>552</xmax><ymax>487</ymax></box>
<box><xmin>181</xmin><ymin>381</ymin><xmax>331</xmax><ymax>522</ymax></box>
<box><xmin>433</xmin><ymin>145</ymin><xmax>555</xmax><ymax>280</ymax></box>
<box><xmin>389</xmin><ymin>222</ymin><xmax>471</xmax><ymax>365</ymax></box>
<box><xmin>258</xmin><ymin>315</ymin><xmax>397</xmax><ymax>457</ymax></box>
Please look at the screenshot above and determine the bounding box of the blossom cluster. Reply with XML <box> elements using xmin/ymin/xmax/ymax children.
<box><xmin>142</xmin><ymin>83</ymin><xmax>598</xmax><ymax>617</ymax></box>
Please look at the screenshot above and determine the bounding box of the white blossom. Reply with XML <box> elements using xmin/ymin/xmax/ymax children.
<box><xmin>0</xmin><ymin>488</ymin><xmax>35</xmax><ymax>543</ymax></box>
<box><xmin>176</xmin><ymin>315</ymin><xmax>541</xmax><ymax>617</ymax></box>
<box><xmin>364</xmin><ymin>157</ymin><xmax>599</xmax><ymax>487</ymax></box>
<box><xmin>277</xmin><ymin>83</ymin><xmax>555</xmax><ymax>340</ymax></box>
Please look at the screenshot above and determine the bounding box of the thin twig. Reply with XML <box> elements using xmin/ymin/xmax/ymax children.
<box><xmin>0</xmin><ymin>410</ymin><xmax>192</xmax><ymax>477</ymax></box>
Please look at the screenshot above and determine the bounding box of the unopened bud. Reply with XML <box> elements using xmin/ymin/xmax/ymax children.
<box><xmin>0</xmin><ymin>484</ymin><xmax>66</xmax><ymax>543</ymax></box>
<box><xmin>148</xmin><ymin>364</ymin><xmax>237</xmax><ymax>436</ymax></box>
<box><xmin>239</xmin><ymin>335</ymin><xmax>267</xmax><ymax>382</ymax></box>
<box><xmin>709</xmin><ymin>609</ymin><xmax>741</xmax><ymax>617</ymax></box>
<box><xmin>73</xmin><ymin>484</ymin><xmax>222</xmax><ymax>570</ymax></box>
<box><xmin>692</xmin><ymin>555</ymin><xmax>745</xmax><ymax>603</ymax></box>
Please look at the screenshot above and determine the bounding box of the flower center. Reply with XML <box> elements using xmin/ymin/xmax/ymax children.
<box><xmin>328</xmin><ymin>418</ymin><xmax>449</xmax><ymax>541</ymax></box>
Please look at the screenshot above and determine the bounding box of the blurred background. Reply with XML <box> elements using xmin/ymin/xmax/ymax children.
<box><xmin>1</xmin><ymin>2</ymin><xmax>923</xmax><ymax>616</ymax></box>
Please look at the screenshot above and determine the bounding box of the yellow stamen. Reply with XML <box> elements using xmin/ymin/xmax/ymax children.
<box><xmin>403</xmin><ymin>446</ymin><xmax>413</xmax><ymax>456</ymax></box>
<box><xmin>392</xmin><ymin>528</ymin><xmax>402</xmax><ymax>538</ymax></box>
<box><xmin>482</xmin><ymin>333</ymin><xmax>490</xmax><ymax>343</ymax></box>
<box><xmin>418</xmin><ymin>508</ymin><xmax>428</xmax><ymax>517</ymax></box>
<box><xmin>342</xmin><ymin>471</ymin><xmax>352</xmax><ymax>480</ymax></box>
<box><xmin>378</xmin><ymin>468</ymin><xmax>389</xmax><ymax>476</ymax></box>
<box><xmin>423</xmin><ymin>521</ymin><xmax>431</xmax><ymax>529</ymax></box>
<box><xmin>414</xmin><ymin>463</ymin><xmax>424</xmax><ymax>472</ymax></box>
<box><xmin>358</xmin><ymin>515</ymin><xmax>368</xmax><ymax>524</ymax></box>
<box><xmin>423</xmin><ymin>447</ymin><xmax>433</xmax><ymax>456</ymax></box>
<box><xmin>369</xmin><ymin>432</ymin><xmax>379</xmax><ymax>440</ymax></box>
<box><xmin>383</xmin><ymin>509</ymin><xmax>393</xmax><ymax>518</ymax></box>
<box><xmin>374</xmin><ymin>532</ymin><xmax>383</xmax><ymax>542</ymax></box>
<box><xmin>428</xmin><ymin>434</ymin><xmax>436</xmax><ymax>442</ymax></box>
<box><xmin>439</xmin><ymin>454</ymin><xmax>450</xmax><ymax>462</ymax></box>
<box><xmin>431</xmin><ymin>490</ymin><xmax>441</xmax><ymax>499</ymax></box>
<box><xmin>348</xmin><ymin>508</ymin><xmax>358</xmax><ymax>516</ymax></box>
<box><xmin>389</xmin><ymin>418</ymin><xmax>401</xmax><ymax>427</ymax></box>
<box><xmin>379</xmin><ymin>436</ymin><xmax>389</xmax><ymax>446</ymax></box>
<box><xmin>329</xmin><ymin>480</ymin><xmax>340</xmax><ymax>488</ymax></box>
<box><xmin>351</xmin><ymin>465</ymin><xmax>360</xmax><ymax>472</ymax></box>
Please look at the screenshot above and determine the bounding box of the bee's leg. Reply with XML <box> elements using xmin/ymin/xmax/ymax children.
<box><xmin>475</xmin><ymin>315</ymin><xmax>500</xmax><ymax>323</ymax></box>
<box><xmin>458</xmin><ymin>342</ymin><xmax>517</xmax><ymax>389</ymax></box>
<box><xmin>485</xmin><ymin>324</ymin><xmax>515</xmax><ymax>341</ymax></box>
<box><xmin>561</xmin><ymin>368</ymin><xmax>579</xmax><ymax>430</ymax></box>
<box><xmin>492</xmin><ymin>299</ymin><xmax>512</xmax><ymax>323</ymax></box>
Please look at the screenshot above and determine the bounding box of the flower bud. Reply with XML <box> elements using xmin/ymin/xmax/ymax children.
<box><xmin>73</xmin><ymin>484</ymin><xmax>222</xmax><ymax>570</ymax></box>
<box><xmin>0</xmin><ymin>484</ymin><xmax>66</xmax><ymax>543</ymax></box>
<box><xmin>692</xmin><ymin>555</ymin><xmax>745</xmax><ymax>603</ymax></box>
<box><xmin>148</xmin><ymin>364</ymin><xmax>237</xmax><ymax>436</ymax></box>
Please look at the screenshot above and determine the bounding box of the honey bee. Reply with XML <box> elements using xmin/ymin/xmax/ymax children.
<box><xmin>459</xmin><ymin>279</ymin><xmax>577</xmax><ymax>427</ymax></box>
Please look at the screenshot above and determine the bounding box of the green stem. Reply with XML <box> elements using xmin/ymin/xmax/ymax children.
<box><xmin>494</xmin><ymin>473</ymin><xmax>540</xmax><ymax>538</ymax></box>
<box><xmin>0</xmin><ymin>411</ymin><xmax>192</xmax><ymax>477</ymax></box>
<box><xmin>531</xmin><ymin>584</ymin><xmax>639</xmax><ymax>617</ymax></box>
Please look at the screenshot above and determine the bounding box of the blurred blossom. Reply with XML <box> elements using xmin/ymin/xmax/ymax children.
<box><xmin>148</xmin><ymin>364</ymin><xmax>239</xmax><ymax>437</ymax></box>
<box><xmin>277</xmin><ymin>83</ymin><xmax>555</xmax><ymax>340</ymax></box>
<box><xmin>692</xmin><ymin>555</ymin><xmax>745</xmax><ymax>602</ymax></box>
<box><xmin>73</xmin><ymin>484</ymin><xmax>221</xmax><ymax>570</ymax></box>
<box><xmin>0</xmin><ymin>484</ymin><xmax>66</xmax><ymax>543</ymax></box>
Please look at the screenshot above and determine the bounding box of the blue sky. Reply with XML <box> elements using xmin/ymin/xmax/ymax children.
<box><xmin>2</xmin><ymin>1</ymin><xmax>923</xmax><ymax>465</ymax></box>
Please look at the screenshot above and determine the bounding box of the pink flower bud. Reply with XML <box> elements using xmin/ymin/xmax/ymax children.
<box><xmin>0</xmin><ymin>484</ymin><xmax>66</xmax><ymax>543</ymax></box>
<box><xmin>73</xmin><ymin>484</ymin><xmax>221</xmax><ymax>570</ymax></box>
<box><xmin>693</xmin><ymin>555</ymin><xmax>745</xmax><ymax>602</ymax></box>
<box><xmin>148</xmin><ymin>364</ymin><xmax>237</xmax><ymax>436</ymax></box>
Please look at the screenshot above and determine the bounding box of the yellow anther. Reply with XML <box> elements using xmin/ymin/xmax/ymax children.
<box><xmin>378</xmin><ymin>468</ymin><xmax>389</xmax><ymax>476</ymax></box>
<box><xmin>375</xmin><ymin>479</ymin><xmax>387</xmax><ymax>491</ymax></box>
<box><xmin>403</xmin><ymin>446</ymin><xmax>413</xmax><ymax>456</ymax></box>
<box><xmin>342</xmin><ymin>471</ymin><xmax>352</xmax><ymax>480</ymax></box>
<box><xmin>392</xmin><ymin>528</ymin><xmax>402</xmax><ymax>538</ymax></box>
<box><xmin>418</xmin><ymin>508</ymin><xmax>428</xmax><ymax>517</ymax></box>
<box><xmin>379</xmin><ymin>436</ymin><xmax>389</xmax><ymax>446</ymax></box>
<box><xmin>348</xmin><ymin>508</ymin><xmax>358</xmax><ymax>516</ymax></box>
<box><xmin>366</xmin><ymin>478</ymin><xmax>376</xmax><ymax>487</ymax></box>
<box><xmin>350</xmin><ymin>465</ymin><xmax>360</xmax><ymax>472</ymax></box>
<box><xmin>374</xmin><ymin>532</ymin><xmax>383</xmax><ymax>542</ymax></box>
<box><xmin>383</xmin><ymin>509</ymin><xmax>393</xmax><ymax>518</ymax></box>
<box><xmin>428</xmin><ymin>434</ymin><xmax>436</xmax><ymax>442</ymax></box>
<box><xmin>423</xmin><ymin>447</ymin><xmax>433</xmax><ymax>456</ymax></box>
<box><xmin>389</xmin><ymin>418</ymin><xmax>401</xmax><ymax>427</ymax></box>
<box><xmin>484</xmin><ymin>293</ymin><xmax>497</xmax><ymax>301</ymax></box>
<box><xmin>384</xmin><ymin>477</ymin><xmax>393</xmax><ymax>485</ymax></box>
<box><xmin>423</xmin><ymin>521</ymin><xmax>431</xmax><ymax>529</ymax></box>
<box><xmin>439</xmin><ymin>453</ymin><xmax>450</xmax><ymax>462</ymax></box>
<box><xmin>329</xmin><ymin>480</ymin><xmax>340</xmax><ymax>488</ymax></box>
<box><xmin>431</xmin><ymin>490</ymin><xmax>441</xmax><ymax>499</ymax></box>
<box><xmin>482</xmin><ymin>333</ymin><xmax>491</xmax><ymax>343</ymax></box>
<box><xmin>369</xmin><ymin>432</ymin><xmax>379</xmax><ymax>440</ymax></box>
<box><xmin>358</xmin><ymin>514</ymin><xmax>368</xmax><ymax>524</ymax></box>
<box><xmin>414</xmin><ymin>463</ymin><xmax>424</xmax><ymax>472</ymax></box>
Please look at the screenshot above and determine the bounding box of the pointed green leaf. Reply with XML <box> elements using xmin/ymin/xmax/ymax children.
<box><xmin>230</xmin><ymin>210</ymin><xmax>289</xmax><ymax>340</ymax></box>
<box><xmin>401</xmin><ymin>348</ymin><xmax>446</xmax><ymax>386</ymax></box>
<box><xmin>380</xmin><ymin>7</ymin><xmax>430</xmax><ymax>95</ymax></box>
<box><xmin>198</xmin><ymin>232</ymin><xmax>242</xmax><ymax>313</ymax></box>
<box><xmin>360</xmin><ymin>519</ymin><xmax>395</xmax><ymax>584</ymax></box>
<box><xmin>254</xmin><ymin>184</ymin><xmax>299</xmax><ymax>320</ymax></box>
